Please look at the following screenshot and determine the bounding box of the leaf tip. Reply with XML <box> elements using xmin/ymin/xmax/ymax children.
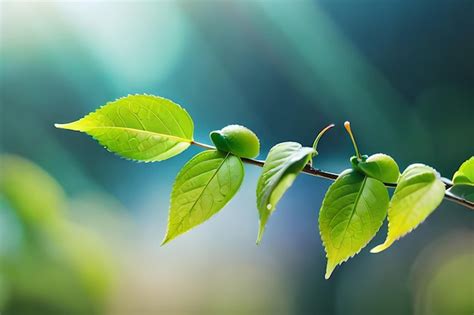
<box><xmin>160</xmin><ymin>233</ymin><xmax>173</xmax><ymax>246</ymax></box>
<box><xmin>54</xmin><ymin>123</ymin><xmax>69</xmax><ymax>129</ymax></box>
<box><xmin>325</xmin><ymin>263</ymin><xmax>336</xmax><ymax>279</ymax></box>
<box><xmin>370</xmin><ymin>243</ymin><xmax>390</xmax><ymax>253</ymax></box>
<box><xmin>54</xmin><ymin>121</ymin><xmax>81</xmax><ymax>131</ymax></box>
<box><xmin>256</xmin><ymin>222</ymin><xmax>266</xmax><ymax>245</ymax></box>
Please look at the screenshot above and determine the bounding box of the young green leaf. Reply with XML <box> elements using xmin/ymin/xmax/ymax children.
<box><xmin>55</xmin><ymin>94</ymin><xmax>194</xmax><ymax>162</ymax></box>
<box><xmin>162</xmin><ymin>150</ymin><xmax>244</xmax><ymax>244</ymax></box>
<box><xmin>319</xmin><ymin>169</ymin><xmax>389</xmax><ymax>279</ymax></box>
<box><xmin>256</xmin><ymin>142</ymin><xmax>315</xmax><ymax>244</ymax></box>
<box><xmin>447</xmin><ymin>185</ymin><xmax>474</xmax><ymax>203</ymax></box>
<box><xmin>452</xmin><ymin>156</ymin><xmax>474</xmax><ymax>185</ymax></box>
<box><xmin>448</xmin><ymin>156</ymin><xmax>474</xmax><ymax>202</ymax></box>
<box><xmin>357</xmin><ymin>153</ymin><xmax>400</xmax><ymax>183</ymax></box>
<box><xmin>210</xmin><ymin>125</ymin><xmax>260</xmax><ymax>158</ymax></box>
<box><xmin>371</xmin><ymin>164</ymin><xmax>445</xmax><ymax>253</ymax></box>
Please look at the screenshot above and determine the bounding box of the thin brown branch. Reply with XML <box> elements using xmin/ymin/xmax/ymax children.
<box><xmin>191</xmin><ymin>141</ymin><xmax>474</xmax><ymax>210</ymax></box>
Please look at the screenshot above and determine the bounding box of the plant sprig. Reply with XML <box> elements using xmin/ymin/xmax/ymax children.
<box><xmin>55</xmin><ymin>94</ymin><xmax>474</xmax><ymax>279</ymax></box>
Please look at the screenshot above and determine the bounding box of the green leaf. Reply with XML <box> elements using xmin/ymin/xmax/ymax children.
<box><xmin>162</xmin><ymin>150</ymin><xmax>244</xmax><ymax>244</ymax></box>
<box><xmin>210</xmin><ymin>124</ymin><xmax>260</xmax><ymax>158</ymax></box>
<box><xmin>452</xmin><ymin>157</ymin><xmax>474</xmax><ymax>185</ymax></box>
<box><xmin>447</xmin><ymin>185</ymin><xmax>474</xmax><ymax>203</ymax></box>
<box><xmin>319</xmin><ymin>169</ymin><xmax>389</xmax><ymax>279</ymax></box>
<box><xmin>357</xmin><ymin>153</ymin><xmax>400</xmax><ymax>183</ymax></box>
<box><xmin>55</xmin><ymin>94</ymin><xmax>194</xmax><ymax>162</ymax></box>
<box><xmin>256</xmin><ymin>142</ymin><xmax>315</xmax><ymax>244</ymax></box>
<box><xmin>448</xmin><ymin>157</ymin><xmax>474</xmax><ymax>202</ymax></box>
<box><xmin>371</xmin><ymin>164</ymin><xmax>445</xmax><ymax>253</ymax></box>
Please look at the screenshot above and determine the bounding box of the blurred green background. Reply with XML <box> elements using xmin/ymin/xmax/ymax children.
<box><xmin>1</xmin><ymin>1</ymin><xmax>473</xmax><ymax>314</ymax></box>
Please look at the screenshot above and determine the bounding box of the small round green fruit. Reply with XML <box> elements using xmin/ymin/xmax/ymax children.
<box><xmin>357</xmin><ymin>153</ymin><xmax>400</xmax><ymax>183</ymax></box>
<box><xmin>210</xmin><ymin>125</ymin><xmax>260</xmax><ymax>158</ymax></box>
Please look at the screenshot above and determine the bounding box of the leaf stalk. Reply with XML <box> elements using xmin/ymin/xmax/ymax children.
<box><xmin>312</xmin><ymin>123</ymin><xmax>335</xmax><ymax>154</ymax></box>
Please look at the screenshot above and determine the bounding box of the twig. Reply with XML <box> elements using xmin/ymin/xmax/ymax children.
<box><xmin>191</xmin><ymin>141</ymin><xmax>474</xmax><ymax>210</ymax></box>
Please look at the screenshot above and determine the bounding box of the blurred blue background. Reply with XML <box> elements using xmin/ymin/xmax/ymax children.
<box><xmin>1</xmin><ymin>1</ymin><xmax>473</xmax><ymax>314</ymax></box>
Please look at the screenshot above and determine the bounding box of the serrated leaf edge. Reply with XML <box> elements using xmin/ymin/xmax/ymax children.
<box><xmin>371</xmin><ymin>164</ymin><xmax>445</xmax><ymax>253</ymax></box>
<box><xmin>161</xmin><ymin>151</ymin><xmax>243</xmax><ymax>245</ymax></box>
<box><xmin>319</xmin><ymin>171</ymin><xmax>388</xmax><ymax>279</ymax></box>
<box><xmin>256</xmin><ymin>143</ymin><xmax>315</xmax><ymax>244</ymax></box>
<box><xmin>55</xmin><ymin>94</ymin><xmax>194</xmax><ymax>163</ymax></box>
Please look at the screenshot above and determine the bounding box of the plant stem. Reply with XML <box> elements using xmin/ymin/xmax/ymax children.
<box><xmin>190</xmin><ymin>141</ymin><xmax>474</xmax><ymax>210</ymax></box>
<box><xmin>312</xmin><ymin>123</ymin><xmax>335</xmax><ymax>153</ymax></box>
<box><xmin>191</xmin><ymin>141</ymin><xmax>215</xmax><ymax>150</ymax></box>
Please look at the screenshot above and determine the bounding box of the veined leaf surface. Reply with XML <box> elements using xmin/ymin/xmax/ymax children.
<box><xmin>256</xmin><ymin>142</ymin><xmax>314</xmax><ymax>244</ymax></box>
<box><xmin>55</xmin><ymin>94</ymin><xmax>194</xmax><ymax>162</ymax></box>
<box><xmin>452</xmin><ymin>157</ymin><xmax>474</xmax><ymax>185</ymax></box>
<box><xmin>371</xmin><ymin>164</ymin><xmax>445</xmax><ymax>253</ymax></box>
<box><xmin>162</xmin><ymin>150</ymin><xmax>244</xmax><ymax>244</ymax></box>
<box><xmin>448</xmin><ymin>157</ymin><xmax>474</xmax><ymax>202</ymax></box>
<box><xmin>447</xmin><ymin>185</ymin><xmax>474</xmax><ymax>203</ymax></box>
<box><xmin>319</xmin><ymin>169</ymin><xmax>388</xmax><ymax>279</ymax></box>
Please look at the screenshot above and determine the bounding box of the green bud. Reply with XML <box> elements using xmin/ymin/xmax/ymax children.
<box><xmin>210</xmin><ymin>125</ymin><xmax>260</xmax><ymax>159</ymax></box>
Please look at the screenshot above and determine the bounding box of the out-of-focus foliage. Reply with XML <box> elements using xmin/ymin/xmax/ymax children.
<box><xmin>0</xmin><ymin>155</ymin><xmax>114</xmax><ymax>315</ymax></box>
<box><xmin>411</xmin><ymin>233</ymin><xmax>474</xmax><ymax>315</ymax></box>
<box><xmin>420</xmin><ymin>254</ymin><xmax>474</xmax><ymax>315</ymax></box>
